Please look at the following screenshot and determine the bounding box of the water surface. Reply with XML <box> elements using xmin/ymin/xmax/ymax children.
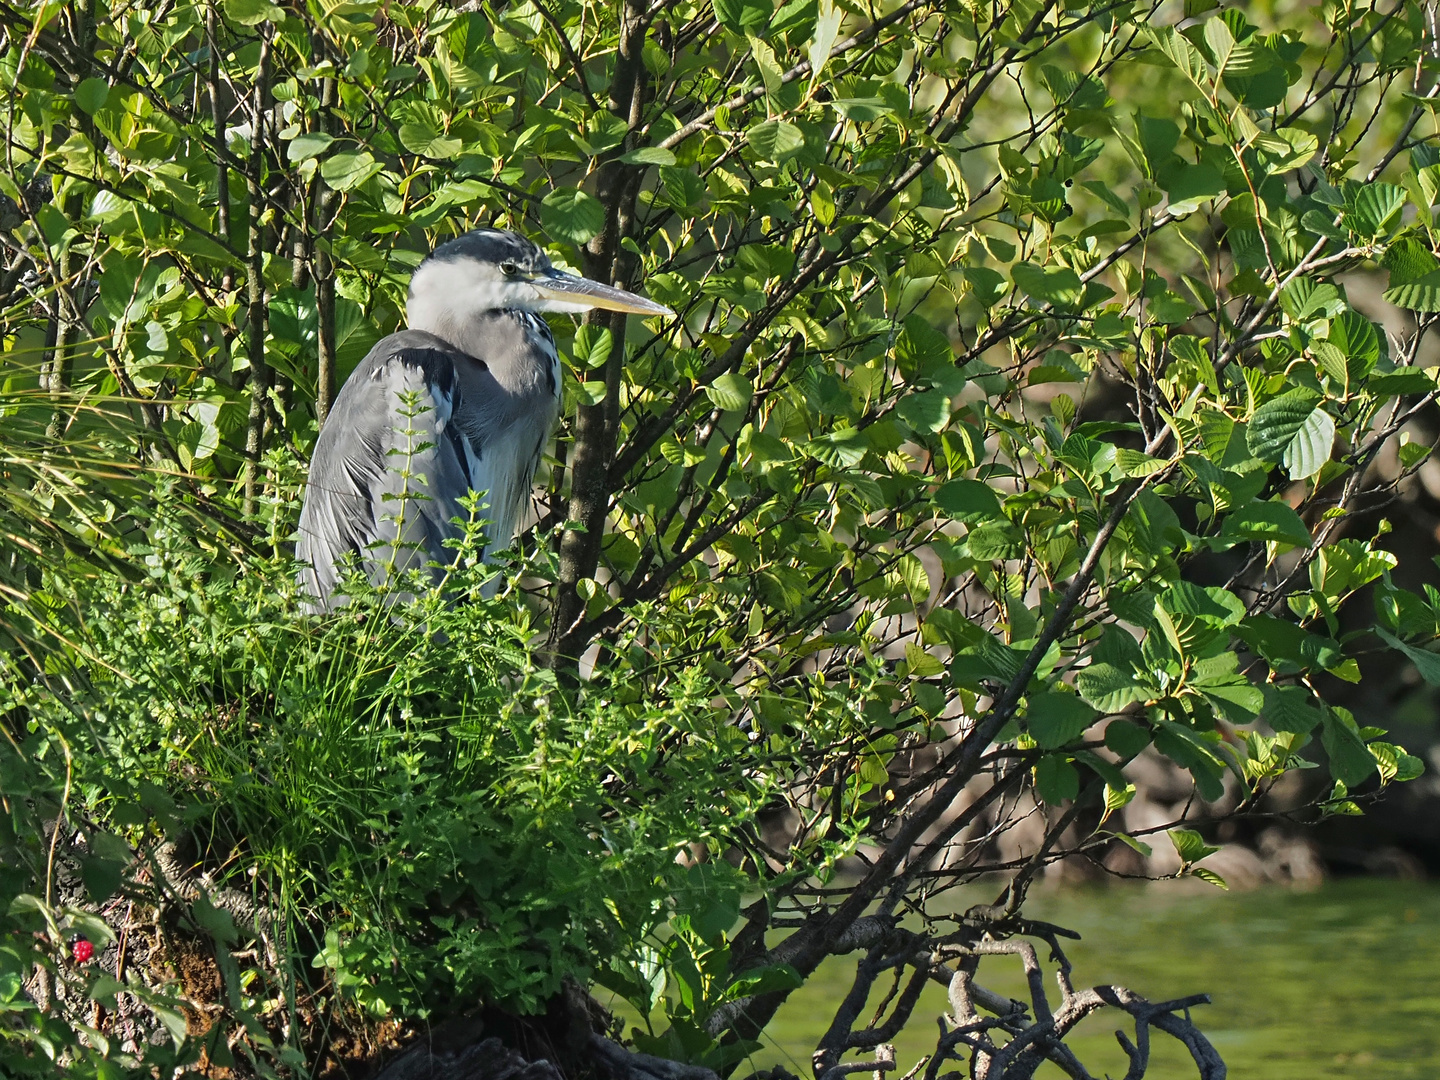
<box><xmin>743</xmin><ymin>878</ymin><xmax>1440</xmax><ymax>1077</ymax></box>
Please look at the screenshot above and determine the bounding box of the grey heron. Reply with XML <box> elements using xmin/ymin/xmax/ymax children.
<box><xmin>296</xmin><ymin>227</ymin><xmax>672</xmax><ymax>609</ymax></box>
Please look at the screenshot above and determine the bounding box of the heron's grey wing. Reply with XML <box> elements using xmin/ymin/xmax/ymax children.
<box><xmin>297</xmin><ymin>336</ymin><xmax>477</xmax><ymax>609</ymax></box>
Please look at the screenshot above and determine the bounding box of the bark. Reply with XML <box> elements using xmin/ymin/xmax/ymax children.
<box><xmin>206</xmin><ymin>2</ymin><xmax>234</xmax><ymax>295</ymax></box>
<box><xmin>314</xmin><ymin>73</ymin><xmax>338</xmax><ymax>426</ymax></box>
<box><xmin>40</xmin><ymin>240</ymin><xmax>74</xmax><ymax>442</ymax></box>
<box><xmin>40</xmin><ymin>0</ymin><xmax>95</xmax><ymax>440</ymax></box>
<box><xmin>241</xmin><ymin>29</ymin><xmax>272</xmax><ymax>518</ymax></box>
<box><xmin>546</xmin><ymin>0</ymin><xmax>651</xmax><ymax>668</ymax></box>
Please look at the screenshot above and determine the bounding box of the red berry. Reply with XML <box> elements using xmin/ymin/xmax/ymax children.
<box><xmin>71</xmin><ymin>939</ymin><xmax>94</xmax><ymax>963</ymax></box>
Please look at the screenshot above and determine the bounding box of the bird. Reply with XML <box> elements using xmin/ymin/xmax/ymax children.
<box><xmin>296</xmin><ymin>227</ymin><xmax>672</xmax><ymax>610</ymax></box>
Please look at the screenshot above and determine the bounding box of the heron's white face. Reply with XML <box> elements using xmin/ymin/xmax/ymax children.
<box><xmin>406</xmin><ymin>255</ymin><xmax>545</xmax><ymax>328</ymax></box>
<box><xmin>406</xmin><ymin>252</ymin><xmax>672</xmax><ymax>335</ymax></box>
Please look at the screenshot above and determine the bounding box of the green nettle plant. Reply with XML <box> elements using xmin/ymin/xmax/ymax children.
<box><xmin>1</xmin><ymin>0</ymin><xmax>1438</xmax><ymax>1075</ymax></box>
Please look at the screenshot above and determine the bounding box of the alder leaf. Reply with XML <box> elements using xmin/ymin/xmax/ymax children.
<box><xmin>706</xmin><ymin>373</ymin><xmax>753</xmax><ymax>412</ymax></box>
<box><xmin>1247</xmin><ymin>388</ymin><xmax>1321</xmax><ymax>462</ymax></box>
<box><xmin>1281</xmin><ymin>405</ymin><xmax>1335</xmax><ymax>480</ymax></box>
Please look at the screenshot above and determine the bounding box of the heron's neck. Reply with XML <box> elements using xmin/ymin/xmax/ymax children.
<box><xmin>408</xmin><ymin>307</ymin><xmax>552</xmax><ymax>397</ymax></box>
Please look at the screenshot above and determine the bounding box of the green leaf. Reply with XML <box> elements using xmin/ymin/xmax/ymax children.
<box><xmin>148</xmin><ymin>1001</ymin><xmax>190</xmax><ymax>1049</ymax></box>
<box><xmin>1133</xmin><ymin>113</ymin><xmax>1179</xmax><ymax>167</ymax></box>
<box><xmin>904</xmin><ymin>640</ymin><xmax>942</xmax><ymax>675</ymax></box>
<box><xmin>1147</xmin><ymin>291</ymin><xmax>1193</xmax><ymax>323</ymax></box>
<box><xmin>1114</xmin><ymin>448</ymin><xmax>1167</xmax><ymax>477</ymax></box>
<box><xmin>1163</xmin><ymin>162</ymin><xmax>1226</xmax><ymax>214</ymax></box>
<box><xmin>1168</xmin><ymin>827</ymin><xmax>1220</xmax><ymax>865</ymax></box>
<box><xmin>807</xmin><ymin>0</ymin><xmax>843</xmax><ymax>83</ymax></box>
<box><xmin>1282</xmin><ymin>405</ymin><xmax>1334</xmax><ymax>481</ymax></box>
<box><xmin>1384</xmin><ymin>269</ymin><xmax>1440</xmax><ymax>313</ymax></box>
<box><xmin>1035</xmin><ymin>755</ymin><xmax>1080</xmax><ymax>804</ymax></box>
<box><xmin>706</xmin><ymin>373</ymin><xmax>753</xmax><ymax>412</ymax></box>
<box><xmin>618</xmin><ymin>147</ymin><xmax>677</xmax><ymax>166</ymax></box>
<box><xmin>571</xmin><ymin>325</ymin><xmax>614</xmax><ymax>369</ymax></box>
<box><xmin>748</xmin><ymin>34</ymin><xmax>784</xmax><ymax>101</ymax></box>
<box><xmin>1108</xmin><ymin>831</ymin><xmax>1153</xmax><ymax>857</ymax></box>
<box><xmin>224</xmin><ymin>0</ymin><xmax>282</xmax><ymax>24</ymax></box>
<box><xmin>1301</xmin><ymin>209</ymin><xmax>1348</xmax><ymax>242</ymax></box>
<box><xmin>75</xmin><ymin>77</ymin><xmax>110</xmax><ymax>115</ymax></box>
<box><xmin>1039</xmin><ymin>65</ymin><xmax>1108</xmax><ymax>109</ymax></box>
<box><xmin>1153</xmin><ymin>722</ymin><xmax>1226</xmax><ymax>800</ymax></box>
<box><xmin>192</xmin><ymin>895</ymin><xmax>238</xmax><ymax>947</ymax></box>
<box><xmin>1255</xmin><ymin>127</ymin><xmax>1317</xmax><ymax>171</ymax></box>
<box><xmin>966</xmin><ymin>523</ymin><xmax>1022</xmax><ymax>560</ymax></box>
<box><xmin>1076</xmin><ymin>662</ymin><xmax>1152</xmax><ymax>713</ymax></box>
<box><xmin>1202</xmin><ymin>17</ymin><xmax>1236</xmax><ymax>70</ymax></box>
<box><xmin>713</xmin><ymin>0</ymin><xmax>771</xmax><ymax>33</ymax></box>
<box><xmin>1201</xmin><ymin>681</ymin><xmax>1264</xmax><ymax>724</ymax></box>
<box><xmin>962</xmin><ymin>266</ymin><xmax>1007</xmax><ymax>306</ymax></box>
<box><xmin>1011</xmin><ymin>263</ymin><xmax>1084</xmax><ymax>310</ymax></box>
<box><xmin>287</xmin><ymin>132</ymin><xmax>334</xmax><ymax>163</ymax></box>
<box><xmin>80</xmin><ymin>855</ymin><xmax>123</xmax><ymax>901</ymax></box>
<box><xmin>725</xmin><ymin>963</ymin><xmax>802</xmax><ymax>999</ymax></box>
<box><xmin>1346</xmin><ymin>183</ymin><xmax>1406</xmax><ymax>238</ymax></box>
<box><xmin>804</xmin><ymin>428</ymin><xmax>868</xmax><ymax>467</ymax></box>
<box><xmin>1102</xmin><ymin>780</ymin><xmax>1137</xmax><ymax>817</ymax></box>
<box><xmin>1320</xmin><ymin>710</ymin><xmax>1377</xmax><ymax>786</ymax></box>
<box><xmin>832</xmin><ymin>98</ymin><xmax>894</xmax><ymax>121</ymax></box>
<box><xmin>1165</xmin><ymin>582</ymin><xmax>1245</xmax><ymax>626</ymax></box>
<box><xmin>1279</xmin><ymin>277</ymin><xmax>1344</xmax><ymax>321</ymax></box>
<box><xmin>896</xmin><ymin>389</ymin><xmax>951</xmax><ymax>433</ymax></box>
<box><xmin>1382</xmin><ymin>236</ymin><xmax>1438</xmax><ymax>286</ymax></box>
<box><xmin>1247</xmin><ymin>388</ymin><xmax>1321</xmax><ymax>462</ymax></box>
<box><xmin>1221</xmin><ymin>501</ymin><xmax>1312</xmax><ymax>549</ymax></box>
<box><xmin>1374</xmin><ymin>627</ymin><xmax>1440</xmax><ymax>685</ymax></box>
<box><xmin>320</xmin><ymin>150</ymin><xmax>380</xmax><ymax>191</ymax></box>
<box><xmin>894</xmin><ymin>316</ymin><xmax>952</xmax><ymax>376</ymax></box>
<box><xmin>36</xmin><ymin>203</ymin><xmax>73</xmax><ymax>245</ymax></box>
<box><xmin>933</xmin><ymin>479</ymin><xmax>1002</xmax><ymax>521</ymax></box>
<box><xmin>1190</xmin><ymin>867</ymin><xmax>1229</xmax><ymax>889</ymax></box>
<box><xmin>1326</xmin><ymin>310</ymin><xmax>1381</xmax><ymax>380</ymax></box>
<box><xmin>1104</xmin><ymin>719</ymin><xmax>1152</xmax><ymax>758</ymax></box>
<box><xmin>1076</xmin><ymin>750</ymin><xmax>1130</xmax><ymax>794</ymax></box>
<box><xmin>1121</xmin><ymin>488</ymin><xmax>1183</xmax><ymax>556</ymax></box>
<box><xmin>1147</xmin><ymin>28</ymin><xmax>1210</xmax><ymax>93</ymax></box>
<box><xmin>541</xmin><ymin>187</ymin><xmax>606</xmax><ymax>246</ymax></box>
<box><xmin>1026</xmin><ymin>692</ymin><xmax>1098</xmax><ymax>749</ymax></box>
<box><xmin>574</xmin><ymin>380</ymin><xmax>608</xmax><ymax>405</ymax></box>
<box><xmin>1262</xmin><ymin>684</ymin><xmax>1323</xmax><ymax>734</ymax></box>
<box><xmin>1368</xmin><ymin>369</ymin><xmax>1438</xmax><ymax>396</ymax></box>
<box><xmin>399</xmin><ymin>122</ymin><xmax>462</xmax><ymax>160</ymax></box>
<box><xmin>746</xmin><ymin>120</ymin><xmax>805</xmax><ymax>162</ymax></box>
<box><xmin>951</xmin><ymin>635</ymin><xmax>1028</xmax><ymax>687</ymax></box>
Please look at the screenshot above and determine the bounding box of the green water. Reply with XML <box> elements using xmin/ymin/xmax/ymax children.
<box><xmin>739</xmin><ymin>879</ymin><xmax>1440</xmax><ymax>1078</ymax></box>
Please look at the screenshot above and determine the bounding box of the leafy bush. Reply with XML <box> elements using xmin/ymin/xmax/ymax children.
<box><xmin>4</xmin><ymin>493</ymin><xmax>813</xmax><ymax>1039</ymax></box>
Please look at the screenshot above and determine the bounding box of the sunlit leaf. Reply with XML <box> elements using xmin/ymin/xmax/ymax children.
<box><xmin>1026</xmin><ymin>691</ymin><xmax>1098</xmax><ymax>749</ymax></box>
<box><xmin>707</xmin><ymin>372</ymin><xmax>753</xmax><ymax>412</ymax></box>
<box><xmin>541</xmin><ymin>187</ymin><xmax>606</xmax><ymax>245</ymax></box>
<box><xmin>1221</xmin><ymin>501</ymin><xmax>1312</xmax><ymax>549</ymax></box>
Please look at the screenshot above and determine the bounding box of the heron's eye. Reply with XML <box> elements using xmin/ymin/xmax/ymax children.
<box><xmin>500</xmin><ymin>261</ymin><xmax>519</xmax><ymax>277</ymax></box>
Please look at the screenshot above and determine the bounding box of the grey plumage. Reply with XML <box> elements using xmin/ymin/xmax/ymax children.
<box><xmin>296</xmin><ymin>227</ymin><xmax>670</xmax><ymax>610</ymax></box>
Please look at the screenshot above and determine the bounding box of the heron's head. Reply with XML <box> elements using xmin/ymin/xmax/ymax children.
<box><xmin>406</xmin><ymin>228</ymin><xmax>672</xmax><ymax>334</ymax></box>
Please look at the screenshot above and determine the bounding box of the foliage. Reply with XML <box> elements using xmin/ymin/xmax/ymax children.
<box><xmin>0</xmin><ymin>0</ymin><xmax>1438</xmax><ymax>1075</ymax></box>
<box><xmin>2</xmin><ymin>496</ymin><xmax>840</xmax><ymax>1074</ymax></box>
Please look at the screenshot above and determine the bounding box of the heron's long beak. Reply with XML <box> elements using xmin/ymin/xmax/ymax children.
<box><xmin>533</xmin><ymin>270</ymin><xmax>674</xmax><ymax>317</ymax></box>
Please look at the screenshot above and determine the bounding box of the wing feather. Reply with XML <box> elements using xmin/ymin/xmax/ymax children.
<box><xmin>297</xmin><ymin>333</ymin><xmax>478</xmax><ymax>609</ymax></box>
